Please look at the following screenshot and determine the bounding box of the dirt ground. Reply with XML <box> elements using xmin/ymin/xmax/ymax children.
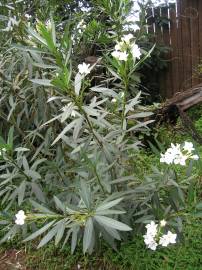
<box><xmin>0</xmin><ymin>249</ymin><xmax>28</xmax><ymax>270</ymax></box>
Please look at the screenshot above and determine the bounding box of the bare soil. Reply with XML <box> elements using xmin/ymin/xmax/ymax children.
<box><xmin>0</xmin><ymin>249</ymin><xmax>28</xmax><ymax>270</ymax></box>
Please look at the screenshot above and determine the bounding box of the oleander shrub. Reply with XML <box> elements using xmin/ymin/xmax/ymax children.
<box><xmin>0</xmin><ymin>0</ymin><xmax>200</xmax><ymax>254</ymax></box>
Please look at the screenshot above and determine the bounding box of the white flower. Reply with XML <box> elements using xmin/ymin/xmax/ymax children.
<box><xmin>112</xmin><ymin>50</ymin><xmax>128</xmax><ymax>61</ymax></box>
<box><xmin>112</xmin><ymin>50</ymin><xmax>121</xmax><ymax>59</ymax></box>
<box><xmin>173</xmin><ymin>153</ymin><xmax>187</xmax><ymax>166</ymax></box>
<box><xmin>25</xmin><ymin>14</ymin><xmax>32</xmax><ymax>19</ymax></box>
<box><xmin>144</xmin><ymin>221</ymin><xmax>158</xmax><ymax>250</ymax></box>
<box><xmin>166</xmin><ymin>231</ymin><xmax>177</xmax><ymax>244</ymax></box>
<box><xmin>183</xmin><ymin>142</ymin><xmax>194</xmax><ymax>153</ymax></box>
<box><xmin>147</xmin><ymin>239</ymin><xmax>158</xmax><ymax>251</ymax></box>
<box><xmin>143</xmin><ymin>233</ymin><xmax>158</xmax><ymax>251</ymax></box>
<box><xmin>159</xmin><ymin>231</ymin><xmax>177</xmax><ymax>247</ymax></box>
<box><xmin>133</xmin><ymin>24</ymin><xmax>140</xmax><ymax>32</ymax></box>
<box><xmin>111</xmin><ymin>98</ymin><xmax>117</xmax><ymax>103</ymax></box>
<box><xmin>119</xmin><ymin>51</ymin><xmax>128</xmax><ymax>61</ymax></box>
<box><xmin>145</xmin><ymin>221</ymin><xmax>158</xmax><ymax>237</ymax></box>
<box><xmin>78</xmin><ymin>63</ymin><xmax>90</xmax><ymax>75</ymax></box>
<box><xmin>160</xmin><ymin>219</ymin><xmax>167</xmax><ymax>227</ymax></box>
<box><xmin>15</xmin><ymin>210</ymin><xmax>26</xmax><ymax>225</ymax></box>
<box><xmin>143</xmin><ymin>232</ymin><xmax>158</xmax><ymax>250</ymax></box>
<box><xmin>78</xmin><ymin>19</ymin><xmax>86</xmax><ymax>29</ymax></box>
<box><xmin>159</xmin><ymin>234</ymin><xmax>169</xmax><ymax>247</ymax></box>
<box><xmin>131</xmin><ymin>43</ymin><xmax>141</xmax><ymax>59</ymax></box>
<box><xmin>192</xmin><ymin>154</ymin><xmax>199</xmax><ymax>160</ymax></box>
<box><xmin>121</xmin><ymin>33</ymin><xmax>133</xmax><ymax>44</ymax></box>
<box><xmin>115</xmin><ymin>41</ymin><xmax>124</xmax><ymax>51</ymax></box>
<box><xmin>160</xmin><ymin>152</ymin><xmax>173</xmax><ymax>165</ymax></box>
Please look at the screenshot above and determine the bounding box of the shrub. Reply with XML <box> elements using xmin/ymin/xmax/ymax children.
<box><xmin>0</xmin><ymin>0</ymin><xmax>200</xmax><ymax>254</ymax></box>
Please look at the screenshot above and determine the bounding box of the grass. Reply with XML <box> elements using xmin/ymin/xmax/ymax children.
<box><xmin>0</xmin><ymin>217</ymin><xmax>201</xmax><ymax>270</ymax></box>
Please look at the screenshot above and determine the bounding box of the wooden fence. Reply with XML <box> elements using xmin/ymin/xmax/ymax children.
<box><xmin>147</xmin><ymin>0</ymin><xmax>202</xmax><ymax>98</ymax></box>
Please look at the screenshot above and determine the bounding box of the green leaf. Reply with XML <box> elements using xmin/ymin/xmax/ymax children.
<box><xmin>74</xmin><ymin>73</ymin><xmax>82</xmax><ymax>96</ymax></box>
<box><xmin>27</xmin><ymin>27</ymin><xmax>47</xmax><ymax>46</ymax></box>
<box><xmin>71</xmin><ymin>226</ymin><xmax>79</xmax><ymax>254</ymax></box>
<box><xmin>30</xmin><ymin>79</ymin><xmax>52</xmax><ymax>86</ymax></box>
<box><xmin>125</xmin><ymin>92</ymin><xmax>141</xmax><ymax>115</ymax></box>
<box><xmin>96</xmin><ymin>198</ymin><xmax>123</xmax><ymax>212</ymax></box>
<box><xmin>52</xmin><ymin>120</ymin><xmax>78</xmax><ymax>145</ymax></box>
<box><xmin>80</xmin><ymin>180</ymin><xmax>91</xmax><ymax>209</ymax></box>
<box><xmin>54</xmin><ymin>196</ymin><xmax>65</xmax><ymax>213</ymax></box>
<box><xmin>83</xmin><ymin>217</ymin><xmax>94</xmax><ymax>253</ymax></box>
<box><xmin>23</xmin><ymin>220</ymin><xmax>56</xmax><ymax>242</ymax></box>
<box><xmin>94</xmin><ymin>216</ymin><xmax>132</xmax><ymax>231</ymax></box>
<box><xmin>7</xmin><ymin>126</ymin><xmax>14</xmax><ymax>149</ymax></box>
<box><xmin>55</xmin><ymin>221</ymin><xmax>66</xmax><ymax>246</ymax></box>
<box><xmin>37</xmin><ymin>225</ymin><xmax>58</xmax><ymax>248</ymax></box>
<box><xmin>18</xmin><ymin>180</ymin><xmax>26</xmax><ymax>206</ymax></box>
<box><xmin>30</xmin><ymin>200</ymin><xmax>56</xmax><ymax>214</ymax></box>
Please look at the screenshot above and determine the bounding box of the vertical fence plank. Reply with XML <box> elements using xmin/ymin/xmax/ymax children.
<box><xmin>154</xmin><ymin>7</ymin><xmax>163</xmax><ymax>44</ymax></box>
<box><xmin>169</xmin><ymin>3</ymin><xmax>180</xmax><ymax>94</ymax></box>
<box><xmin>176</xmin><ymin>0</ymin><xmax>184</xmax><ymax>92</ymax></box>
<box><xmin>146</xmin><ymin>8</ymin><xmax>155</xmax><ymax>38</ymax></box>
<box><xmin>179</xmin><ymin>0</ymin><xmax>192</xmax><ymax>90</ymax></box>
<box><xmin>161</xmin><ymin>5</ymin><xmax>173</xmax><ymax>97</ymax></box>
<box><xmin>198</xmin><ymin>0</ymin><xmax>202</xmax><ymax>82</ymax></box>
<box><xmin>190</xmin><ymin>0</ymin><xmax>200</xmax><ymax>86</ymax></box>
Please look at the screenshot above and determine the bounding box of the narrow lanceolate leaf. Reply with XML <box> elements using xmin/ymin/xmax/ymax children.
<box><xmin>74</xmin><ymin>73</ymin><xmax>82</xmax><ymax>96</ymax></box>
<box><xmin>55</xmin><ymin>221</ymin><xmax>66</xmax><ymax>246</ymax></box>
<box><xmin>80</xmin><ymin>180</ymin><xmax>91</xmax><ymax>209</ymax></box>
<box><xmin>30</xmin><ymin>200</ymin><xmax>56</xmax><ymax>214</ymax></box>
<box><xmin>27</xmin><ymin>27</ymin><xmax>47</xmax><ymax>46</ymax></box>
<box><xmin>52</xmin><ymin>120</ymin><xmax>77</xmax><ymax>145</ymax></box>
<box><xmin>71</xmin><ymin>226</ymin><xmax>79</xmax><ymax>254</ymax></box>
<box><xmin>95</xmin><ymin>209</ymin><xmax>125</xmax><ymax>216</ymax></box>
<box><xmin>96</xmin><ymin>198</ymin><xmax>123</xmax><ymax>212</ymax></box>
<box><xmin>94</xmin><ymin>216</ymin><xmax>132</xmax><ymax>231</ymax></box>
<box><xmin>54</xmin><ymin>196</ymin><xmax>65</xmax><ymax>213</ymax></box>
<box><xmin>83</xmin><ymin>217</ymin><xmax>94</xmax><ymax>253</ymax></box>
<box><xmin>127</xmin><ymin>120</ymin><xmax>154</xmax><ymax>132</ymax></box>
<box><xmin>23</xmin><ymin>220</ymin><xmax>56</xmax><ymax>242</ymax></box>
<box><xmin>102</xmin><ymin>226</ymin><xmax>121</xmax><ymax>240</ymax></box>
<box><xmin>124</xmin><ymin>92</ymin><xmax>141</xmax><ymax>115</ymax></box>
<box><xmin>30</xmin><ymin>79</ymin><xmax>52</xmax><ymax>86</ymax></box>
<box><xmin>37</xmin><ymin>225</ymin><xmax>58</xmax><ymax>248</ymax></box>
<box><xmin>18</xmin><ymin>180</ymin><xmax>26</xmax><ymax>206</ymax></box>
<box><xmin>31</xmin><ymin>183</ymin><xmax>45</xmax><ymax>203</ymax></box>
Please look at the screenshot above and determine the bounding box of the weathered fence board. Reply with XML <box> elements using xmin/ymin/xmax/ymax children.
<box><xmin>147</xmin><ymin>0</ymin><xmax>202</xmax><ymax>98</ymax></box>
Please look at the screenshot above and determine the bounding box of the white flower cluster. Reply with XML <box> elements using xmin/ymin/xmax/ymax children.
<box><xmin>15</xmin><ymin>210</ymin><xmax>26</xmax><ymax>225</ymax></box>
<box><xmin>3</xmin><ymin>16</ymin><xmax>19</xmax><ymax>31</ymax></box>
<box><xmin>160</xmin><ymin>142</ymin><xmax>199</xmax><ymax>166</ymax></box>
<box><xmin>143</xmin><ymin>220</ymin><xmax>177</xmax><ymax>251</ymax></box>
<box><xmin>77</xmin><ymin>19</ymin><xmax>86</xmax><ymax>34</ymax></box>
<box><xmin>111</xmin><ymin>34</ymin><xmax>141</xmax><ymax>61</ymax></box>
<box><xmin>78</xmin><ymin>63</ymin><xmax>90</xmax><ymax>76</ymax></box>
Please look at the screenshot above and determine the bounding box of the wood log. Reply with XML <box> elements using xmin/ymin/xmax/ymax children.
<box><xmin>154</xmin><ymin>83</ymin><xmax>202</xmax><ymax>144</ymax></box>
